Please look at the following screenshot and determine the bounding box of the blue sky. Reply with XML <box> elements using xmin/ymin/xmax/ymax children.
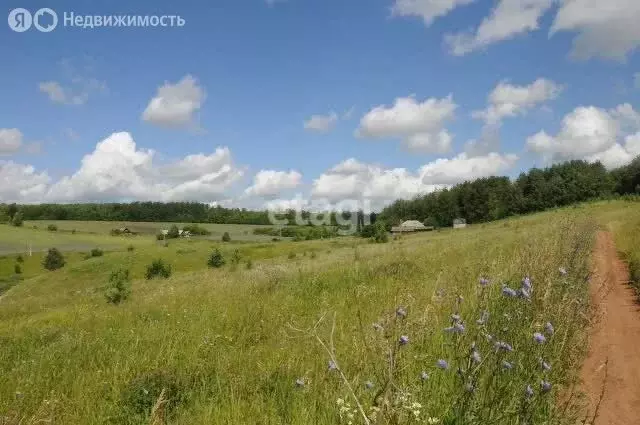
<box><xmin>1</xmin><ymin>0</ymin><xmax>639</xmax><ymax>210</ymax></box>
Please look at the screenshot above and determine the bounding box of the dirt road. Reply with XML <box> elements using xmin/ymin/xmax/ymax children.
<box><xmin>580</xmin><ymin>231</ymin><xmax>640</xmax><ymax>424</ymax></box>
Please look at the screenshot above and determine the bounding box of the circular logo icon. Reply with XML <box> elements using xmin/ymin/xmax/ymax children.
<box><xmin>8</xmin><ymin>8</ymin><xmax>32</xmax><ymax>32</ymax></box>
<box><xmin>33</xmin><ymin>8</ymin><xmax>58</xmax><ymax>32</ymax></box>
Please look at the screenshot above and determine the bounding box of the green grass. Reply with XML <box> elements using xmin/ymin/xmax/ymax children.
<box><xmin>23</xmin><ymin>220</ymin><xmax>284</xmax><ymax>242</ymax></box>
<box><xmin>0</xmin><ymin>202</ymin><xmax>638</xmax><ymax>424</ymax></box>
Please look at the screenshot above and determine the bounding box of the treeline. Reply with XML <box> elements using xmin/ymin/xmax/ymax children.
<box><xmin>378</xmin><ymin>157</ymin><xmax>640</xmax><ymax>227</ymax></box>
<box><xmin>0</xmin><ymin>201</ymin><xmax>377</xmax><ymax>227</ymax></box>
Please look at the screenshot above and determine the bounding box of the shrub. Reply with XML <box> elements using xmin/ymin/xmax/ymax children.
<box><xmin>156</xmin><ymin>233</ymin><xmax>165</xmax><ymax>241</ymax></box>
<box><xmin>71</xmin><ymin>229</ymin><xmax>76</xmax><ymax>234</ymax></box>
<box><xmin>360</xmin><ymin>224</ymin><xmax>376</xmax><ymax>238</ymax></box>
<box><xmin>181</xmin><ymin>224</ymin><xmax>211</xmax><ymax>236</ymax></box>
<box><xmin>167</xmin><ymin>225</ymin><xmax>180</xmax><ymax>239</ymax></box>
<box><xmin>310</xmin><ymin>251</ymin><xmax>317</xmax><ymax>259</ymax></box>
<box><xmin>105</xmin><ymin>269</ymin><xmax>131</xmax><ymax>304</ymax></box>
<box><xmin>245</xmin><ymin>259</ymin><xmax>253</xmax><ymax>269</ymax></box>
<box><xmin>16</xmin><ymin>254</ymin><xmax>23</xmax><ymax>263</ymax></box>
<box><xmin>222</xmin><ymin>232</ymin><xmax>231</xmax><ymax>242</ymax></box>
<box><xmin>14</xmin><ymin>264</ymin><xmax>22</xmax><ymax>275</ymax></box>
<box><xmin>207</xmin><ymin>249</ymin><xmax>225</xmax><ymax>268</ymax></box>
<box><xmin>288</xmin><ymin>251</ymin><xmax>296</xmax><ymax>260</ymax></box>
<box><xmin>127</xmin><ymin>245</ymin><xmax>135</xmax><ymax>252</ymax></box>
<box><xmin>43</xmin><ymin>248</ymin><xmax>65</xmax><ymax>271</ymax></box>
<box><xmin>90</xmin><ymin>248</ymin><xmax>104</xmax><ymax>257</ymax></box>
<box><xmin>119</xmin><ymin>369</ymin><xmax>188</xmax><ymax>420</ymax></box>
<box><xmin>47</xmin><ymin>224</ymin><xmax>58</xmax><ymax>231</ymax></box>
<box><xmin>145</xmin><ymin>259</ymin><xmax>172</xmax><ymax>280</ymax></box>
<box><xmin>374</xmin><ymin>221</ymin><xmax>389</xmax><ymax>243</ymax></box>
<box><xmin>231</xmin><ymin>249</ymin><xmax>241</xmax><ymax>265</ymax></box>
<box><xmin>272</xmin><ymin>238</ymin><xmax>281</xmax><ymax>242</ymax></box>
<box><xmin>11</xmin><ymin>212</ymin><xmax>23</xmax><ymax>227</ymax></box>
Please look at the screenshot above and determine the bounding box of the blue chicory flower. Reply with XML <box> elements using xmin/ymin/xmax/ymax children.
<box><xmin>437</xmin><ymin>359</ymin><xmax>449</xmax><ymax>369</ymax></box>
<box><xmin>533</xmin><ymin>332</ymin><xmax>546</xmax><ymax>344</ymax></box>
<box><xmin>399</xmin><ymin>335</ymin><xmax>409</xmax><ymax>345</ymax></box>
<box><xmin>541</xmin><ymin>380</ymin><xmax>552</xmax><ymax>393</ymax></box>
<box><xmin>545</xmin><ymin>322</ymin><xmax>555</xmax><ymax>336</ymax></box>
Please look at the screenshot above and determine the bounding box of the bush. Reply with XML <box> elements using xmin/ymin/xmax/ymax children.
<box><xmin>105</xmin><ymin>269</ymin><xmax>131</xmax><ymax>304</ymax></box>
<box><xmin>43</xmin><ymin>248</ymin><xmax>65</xmax><ymax>271</ymax></box>
<box><xmin>47</xmin><ymin>224</ymin><xmax>58</xmax><ymax>231</ymax></box>
<box><xmin>245</xmin><ymin>259</ymin><xmax>253</xmax><ymax>270</ymax></box>
<box><xmin>71</xmin><ymin>229</ymin><xmax>76</xmax><ymax>234</ymax></box>
<box><xmin>90</xmin><ymin>248</ymin><xmax>104</xmax><ymax>257</ymax></box>
<box><xmin>119</xmin><ymin>369</ymin><xmax>188</xmax><ymax>420</ymax></box>
<box><xmin>16</xmin><ymin>255</ymin><xmax>23</xmax><ymax>263</ymax></box>
<box><xmin>181</xmin><ymin>224</ymin><xmax>211</xmax><ymax>236</ymax></box>
<box><xmin>145</xmin><ymin>259</ymin><xmax>172</xmax><ymax>280</ymax></box>
<box><xmin>167</xmin><ymin>225</ymin><xmax>180</xmax><ymax>239</ymax></box>
<box><xmin>11</xmin><ymin>212</ymin><xmax>23</xmax><ymax>227</ymax></box>
<box><xmin>207</xmin><ymin>249</ymin><xmax>225</xmax><ymax>268</ymax></box>
<box><xmin>127</xmin><ymin>245</ymin><xmax>135</xmax><ymax>252</ymax></box>
<box><xmin>288</xmin><ymin>251</ymin><xmax>296</xmax><ymax>260</ymax></box>
<box><xmin>374</xmin><ymin>221</ymin><xmax>389</xmax><ymax>243</ymax></box>
<box><xmin>310</xmin><ymin>251</ymin><xmax>317</xmax><ymax>259</ymax></box>
<box><xmin>156</xmin><ymin>233</ymin><xmax>165</xmax><ymax>241</ymax></box>
<box><xmin>14</xmin><ymin>264</ymin><xmax>22</xmax><ymax>275</ymax></box>
<box><xmin>360</xmin><ymin>224</ymin><xmax>376</xmax><ymax>238</ymax></box>
<box><xmin>231</xmin><ymin>249</ymin><xmax>241</xmax><ymax>265</ymax></box>
<box><xmin>222</xmin><ymin>232</ymin><xmax>231</xmax><ymax>242</ymax></box>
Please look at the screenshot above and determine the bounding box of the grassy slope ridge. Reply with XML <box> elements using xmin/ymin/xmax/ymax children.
<box><xmin>0</xmin><ymin>202</ymin><xmax>637</xmax><ymax>424</ymax></box>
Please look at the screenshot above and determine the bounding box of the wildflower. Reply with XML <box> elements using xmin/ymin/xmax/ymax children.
<box><xmin>373</xmin><ymin>323</ymin><xmax>384</xmax><ymax>331</ymax></box>
<box><xmin>502</xmin><ymin>286</ymin><xmax>517</xmax><ymax>297</ymax></box>
<box><xmin>451</xmin><ymin>313</ymin><xmax>461</xmax><ymax>322</ymax></box>
<box><xmin>541</xmin><ymin>380</ymin><xmax>552</xmax><ymax>393</ymax></box>
<box><xmin>519</xmin><ymin>287</ymin><xmax>531</xmax><ymax>300</ymax></box>
<box><xmin>336</xmin><ymin>398</ymin><xmax>345</xmax><ymax>406</ymax></box>
<box><xmin>522</xmin><ymin>276</ymin><xmax>532</xmax><ymax>291</ymax></box>
<box><xmin>479</xmin><ymin>277</ymin><xmax>490</xmax><ymax>286</ymax></box>
<box><xmin>365</xmin><ymin>381</ymin><xmax>374</xmax><ymax>389</ymax></box>
<box><xmin>465</xmin><ymin>383</ymin><xmax>475</xmax><ymax>392</ymax></box>
<box><xmin>437</xmin><ymin>359</ymin><xmax>449</xmax><ymax>369</ymax></box>
<box><xmin>396</xmin><ymin>307</ymin><xmax>407</xmax><ymax>319</ymax></box>
<box><xmin>399</xmin><ymin>335</ymin><xmax>410</xmax><ymax>345</ymax></box>
<box><xmin>545</xmin><ymin>322</ymin><xmax>555</xmax><ymax>336</ymax></box>
<box><xmin>476</xmin><ymin>311</ymin><xmax>489</xmax><ymax>325</ymax></box>
<box><xmin>559</xmin><ymin>267</ymin><xmax>567</xmax><ymax>276</ymax></box>
<box><xmin>533</xmin><ymin>332</ymin><xmax>546</xmax><ymax>344</ymax></box>
<box><xmin>471</xmin><ymin>350</ymin><xmax>481</xmax><ymax>363</ymax></box>
<box><xmin>295</xmin><ymin>378</ymin><xmax>305</xmax><ymax>387</ymax></box>
<box><xmin>502</xmin><ymin>360</ymin><xmax>513</xmax><ymax>370</ymax></box>
<box><xmin>427</xmin><ymin>418</ymin><xmax>440</xmax><ymax>424</ymax></box>
<box><xmin>421</xmin><ymin>371</ymin><xmax>430</xmax><ymax>381</ymax></box>
<box><xmin>540</xmin><ymin>358</ymin><xmax>551</xmax><ymax>371</ymax></box>
<box><xmin>525</xmin><ymin>385</ymin><xmax>534</xmax><ymax>398</ymax></box>
<box><xmin>444</xmin><ymin>322</ymin><xmax>465</xmax><ymax>334</ymax></box>
<box><xmin>495</xmin><ymin>341</ymin><xmax>514</xmax><ymax>352</ymax></box>
<box><xmin>328</xmin><ymin>360</ymin><xmax>337</xmax><ymax>371</ymax></box>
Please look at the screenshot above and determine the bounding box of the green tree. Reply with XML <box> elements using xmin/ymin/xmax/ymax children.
<box><xmin>222</xmin><ymin>232</ymin><xmax>231</xmax><ymax>242</ymax></box>
<box><xmin>11</xmin><ymin>211</ymin><xmax>23</xmax><ymax>227</ymax></box>
<box><xmin>105</xmin><ymin>269</ymin><xmax>132</xmax><ymax>304</ymax></box>
<box><xmin>207</xmin><ymin>249</ymin><xmax>225</xmax><ymax>268</ymax></box>
<box><xmin>43</xmin><ymin>248</ymin><xmax>65</xmax><ymax>271</ymax></box>
<box><xmin>7</xmin><ymin>203</ymin><xmax>18</xmax><ymax>221</ymax></box>
<box><xmin>167</xmin><ymin>225</ymin><xmax>180</xmax><ymax>239</ymax></box>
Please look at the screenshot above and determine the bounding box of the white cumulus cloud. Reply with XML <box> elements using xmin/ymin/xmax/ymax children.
<box><xmin>304</xmin><ymin>112</ymin><xmax>339</xmax><ymax>133</ymax></box>
<box><xmin>391</xmin><ymin>0</ymin><xmax>476</xmax><ymax>26</ymax></box>
<box><xmin>356</xmin><ymin>95</ymin><xmax>456</xmax><ymax>154</ymax></box>
<box><xmin>142</xmin><ymin>75</ymin><xmax>205</xmax><ymax>128</ymax></box>
<box><xmin>550</xmin><ymin>0</ymin><xmax>640</xmax><ymax>61</ymax></box>
<box><xmin>526</xmin><ymin>103</ymin><xmax>640</xmax><ymax>169</ymax></box>
<box><xmin>245</xmin><ymin>169</ymin><xmax>303</xmax><ymax>198</ymax></box>
<box><xmin>0</xmin><ymin>161</ymin><xmax>51</xmax><ymax>203</ymax></box>
<box><xmin>473</xmin><ymin>78</ymin><xmax>563</xmax><ymax>125</ymax></box>
<box><xmin>0</xmin><ymin>129</ymin><xmax>24</xmax><ymax>155</ymax></box>
<box><xmin>446</xmin><ymin>0</ymin><xmax>554</xmax><ymax>55</ymax></box>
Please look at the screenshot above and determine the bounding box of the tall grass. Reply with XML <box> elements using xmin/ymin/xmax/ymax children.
<box><xmin>0</xmin><ymin>208</ymin><xmax>606</xmax><ymax>424</ymax></box>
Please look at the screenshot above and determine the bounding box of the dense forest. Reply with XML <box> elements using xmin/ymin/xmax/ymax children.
<box><xmin>378</xmin><ymin>157</ymin><xmax>640</xmax><ymax>227</ymax></box>
<box><xmin>1</xmin><ymin>157</ymin><xmax>639</xmax><ymax>228</ymax></box>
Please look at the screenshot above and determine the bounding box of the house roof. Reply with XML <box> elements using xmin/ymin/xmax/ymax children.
<box><xmin>401</xmin><ymin>220</ymin><xmax>426</xmax><ymax>228</ymax></box>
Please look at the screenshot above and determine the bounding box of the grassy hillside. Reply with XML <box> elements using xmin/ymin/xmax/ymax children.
<box><xmin>0</xmin><ymin>202</ymin><xmax>638</xmax><ymax>424</ymax></box>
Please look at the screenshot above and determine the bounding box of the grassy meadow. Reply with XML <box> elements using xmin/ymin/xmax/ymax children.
<box><xmin>0</xmin><ymin>201</ymin><xmax>639</xmax><ymax>424</ymax></box>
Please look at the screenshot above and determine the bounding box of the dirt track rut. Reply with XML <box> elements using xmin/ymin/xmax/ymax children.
<box><xmin>580</xmin><ymin>231</ymin><xmax>640</xmax><ymax>424</ymax></box>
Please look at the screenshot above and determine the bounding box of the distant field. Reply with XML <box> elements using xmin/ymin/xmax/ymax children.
<box><xmin>0</xmin><ymin>201</ymin><xmax>638</xmax><ymax>424</ymax></box>
<box><xmin>23</xmin><ymin>220</ymin><xmax>281</xmax><ymax>241</ymax></box>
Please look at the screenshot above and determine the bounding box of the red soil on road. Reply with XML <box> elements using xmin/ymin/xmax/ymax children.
<box><xmin>579</xmin><ymin>231</ymin><xmax>640</xmax><ymax>424</ymax></box>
